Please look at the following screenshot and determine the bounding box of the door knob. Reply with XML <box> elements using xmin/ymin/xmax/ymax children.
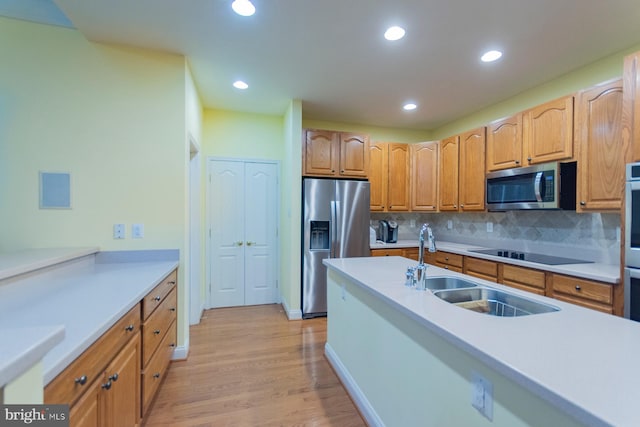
<box><xmin>235</xmin><ymin>241</ymin><xmax>243</xmax><ymax>246</ymax></box>
<box><xmin>246</xmin><ymin>241</ymin><xmax>256</xmax><ymax>246</ymax></box>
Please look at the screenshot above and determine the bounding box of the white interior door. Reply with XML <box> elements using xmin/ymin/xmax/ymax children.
<box><xmin>208</xmin><ymin>159</ymin><xmax>278</xmax><ymax>308</ymax></box>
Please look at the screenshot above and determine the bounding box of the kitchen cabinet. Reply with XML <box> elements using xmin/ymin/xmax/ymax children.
<box><xmin>101</xmin><ymin>334</ymin><xmax>140</xmax><ymax>427</ymax></box>
<box><xmin>369</xmin><ymin>142</ymin><xmax>410</xmax><ymax>211</ymax></box>
<box><xmin>433</xmin><ymin>251</ymin><xmax>463</xmax><ymax>272</ymax></box>
<box><xmin>623</xmin><ymin>51</ymin><xmax>640</xmax><ymax>162</ymax></box>
<box><xmin>499</xmin><ymin>264</ymin><xmax>546</xmax><ymax>296</ymax></box>
<box><xmin>575</xmin><ymin>79</ymin><xmax>625</xmax><ymax>211</ymax></box>
<box><xmin>410</xmin><ymin>141</ymin><xmax>439</xmax><ymax>211</ymax></box>
<box><xmin>370</xmin><ymin>247</ymin><xmax>419</xmax><ymax>260</ymax></box>
<box><xmin>523</xmin><ymin>95</ymin><xmax>574</xmax><ymax>165</ymax></box>
<box><xmin>438</xmin><ymin>135</ymin><xmax>459</xmax><ymax>211</ymax></box>
<box><xmin>464</xmin><ymin>257</ymin><xmax>497</xmax><ymax>282</ymax></box>
<box><xmin>302</xmin><ymin>129</ymin><xmax>369</xmax><ymax>178</ymax></box>
<box><xmin>486</xmin><ymin>114</ymin><xmax>523</xmax><ymax>171</ymax></box>
<box><xmin>458</xmin><ymin>127</ymin><xmax>486</xmax><ymax>211</ymax></box>
<box><xmin>549</xmin><ymin>273</ymin><xmax>613</xmax><ymax>314</ymax></box>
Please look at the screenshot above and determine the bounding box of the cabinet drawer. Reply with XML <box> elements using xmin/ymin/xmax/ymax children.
<box><xmin>553</xmin><ymin>293</ymin><xmax>613</xmax><ymax>314</ymax></box>
<box><xmin>142</xmin><ymin>319</ymin><xmax>176</xmax><ymax>415</ymax></box>
<box><xmin>464</xmin><ymin>257</ymin><xmax>498</xmax><ymax>281</ymax></box>
<box><xmin>45</xmin><ymin>304</ymin><xmax>141</xmax><ymax>406</ymax></box>
<box><xmin>403</xmin><ymin>248</ymin><xmax>419</xmax><ymax>261</ymax></box>
<box><xmin>143</xmin><ymin>287</ymin><xmax>177</xmax><ymax>366</ymax></box>
<box><xmin>142</xmin><ymin>270</ymin><xmax>177</xmax><ymax>320</ymax></box>
<box><xmin>435</xmin><ymin>252</ymin><xmax>463</xmax><ymax>268</ymax></box>
<box><xmin>502</xmin><ymin>264</ymin><xmax>546</xmax><ymax>290</ymax></box>
<box><xmin>552</xmin><ymin>274</ymin><xmax>612</xmax><ymax>304</ymax></box>
<box><xmin>370</xmin><ymin>249</ymin><xmax>404</xmax><ymax>257</ymax></box>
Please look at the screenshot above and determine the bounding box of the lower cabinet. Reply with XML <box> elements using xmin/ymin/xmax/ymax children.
<box><xmin>549</xmin><ymin>273</ymin><xmax>613</xmax><ymax>314</ymax></box>
<box><xmin>499</xmin><ymin>264</ymin><xmax>546</xmax><ymax>295</ymax></box>
<box><xmin>370</xmin><ymin>248</ymin><xmax>419</xmax><ymax>260</ymax></box>
<box><xmin>464</xmin><ymin>257</ymin><xmax>498</xmax><ymax>282</ymax></box>
<box><xmin>433</xmin><ymin>251</ymin><xmax>463</xmax><ymax>273</ymax></box>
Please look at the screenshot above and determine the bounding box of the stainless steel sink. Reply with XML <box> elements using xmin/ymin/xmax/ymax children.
<box><xmin>424</xmin><ymin>276</ymin><xmax>478</xmax><ymax>290</ymax></box>
<box><xmin>433</xmin><ymin>287</ymin><xmax>559</xmax><ymax>316</ymax></box>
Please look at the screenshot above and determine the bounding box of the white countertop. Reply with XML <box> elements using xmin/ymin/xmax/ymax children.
<box><xmin>0</xmin><ymin>249</ymin><xmax>179</xmax><ymax>385</ymax></box>
<box><xmin>0</xmin><ymin>247</ymin><xmax>100</xmax><ymax>280</ymax></box>
<box><xmin>324</xmin><ymin>256</ymin><xmax>640</xmax><ymax>427</ymax></box>
<box><xmin>371</xmin><ymin>240</ymin><xmax>619</xmax><ymax>284</ymax></box>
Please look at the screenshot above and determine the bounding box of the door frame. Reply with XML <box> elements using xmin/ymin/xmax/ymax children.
<box><xmin>189</xmin><ymin>134</ymin><xmax>203</xmax><ymax>325</ymax></box>
<box><xmin>205</xmin><ymin>156</ymin><xmax>281</xmax><ymax>309</ymax></box>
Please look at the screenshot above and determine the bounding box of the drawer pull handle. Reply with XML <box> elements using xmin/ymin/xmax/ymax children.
<box><xmin>575</xmin><ymin>285</ymin><xmax>582</xmax><ymax>291</ymax></box>
<box><xmin>109</xmin><ymin>373</ymin><xmax>119</xmax><ymax>382</ymax></box>
<box><xmin>170</xmin><ymin>307</ymin><xmax>176</xmax><ymax>312</ymax></box>
<box><xmin>153</xmin><ymin>373</ymin><xmax>160</xmax><ymax>379</ymax></box>
<box><xmin>75</xmin><ymin>375</ymin><xmax>88</xmax><ymax>385</ymax></box>
<box><xmin>125</xmin><ymin>324</ymin><xmax>135</xmax><ymax>332</ymax></box>
<box><xmin>154</xmin><ymin>329</ymin><xmax>161</xmax><ymax>335</ymax></box>
<box><xmin>101</xmin><ymin>381</ymin><xmax>112</xmax><ymax>390</ymax></box>
<box><xmin>168</xmin><ymin>281</ymin><xmax>176</xmax><ymax>285</ymax></box>
<box><xmin>154</xmin><ymin>296</ymin><xmax>162</xmax><ymax>302</ymax></box>
<box><xmin>170</xmin><ymin>343</ymin><xmax>176</xmax><ymax>348</ymax></box>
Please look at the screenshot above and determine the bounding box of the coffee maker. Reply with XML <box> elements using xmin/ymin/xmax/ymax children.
<box><xmin>378</xmin><ymin>220</ymin><xmax>398</xmax><ymax>243</ymax></box>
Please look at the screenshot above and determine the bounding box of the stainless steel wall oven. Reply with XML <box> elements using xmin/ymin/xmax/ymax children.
<box><xmin>624</xmin><ymin>162</ymin><xmax>640</xmax><ymax>320</ymax></box>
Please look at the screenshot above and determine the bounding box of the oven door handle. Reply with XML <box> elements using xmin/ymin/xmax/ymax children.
<box><xmin>534</xmin><ymin>172</ymin><xmax>544</xmax><ymax>202</ymax></box>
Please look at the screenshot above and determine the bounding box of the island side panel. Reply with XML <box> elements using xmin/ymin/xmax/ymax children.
<box><xmin>325</xmin><ymin>269</ymin><xmax>583</xmax><ymax>427</ymax></box>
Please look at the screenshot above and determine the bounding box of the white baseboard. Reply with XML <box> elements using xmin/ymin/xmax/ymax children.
<box><xmin>324</xmin><ymin>342</ymin><xmax>384</xmax><ymax>427</ymax></box>
<box><xmin>172</xmin><ymin>343</ymin><xmax>188</xmax><ymax>360</ymax></box>
<box><xmin>280</xmin><ymin>297</ymin><xmax>302</xmax><ymax>320</ymax></box>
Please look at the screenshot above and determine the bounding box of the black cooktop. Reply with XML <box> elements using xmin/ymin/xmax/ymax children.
<box><xmin>469</xmin><ymin>249</ymin><xmax>593</xmax><ymax>265</ymax></box>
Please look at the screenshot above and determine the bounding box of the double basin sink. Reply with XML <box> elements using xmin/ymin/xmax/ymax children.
<box><xmin>424</xmin><ymin>276</ymin><xmax>559</xmax><ymax>317</ymax></box>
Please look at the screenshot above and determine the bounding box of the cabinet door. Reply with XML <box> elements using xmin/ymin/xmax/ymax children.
<box><xmin>459</xmin><ymin>128</ymin><xmax>486</xmax><ymax>211</ymax></box>
<box><xmin>575</xmin><ymin>79</ymin><xmax>625</xmax><ymax>211</ymax></box>
<box><xmin>303</xmin><ymin>130</ymin><xmax>339</xmax><ymax>176</ymax></box>
<box><xmin>369</xmin><ymin>142</ymin><xmax>387</xmax><ymax>211</ymax></box>
<box><xmin>523</xmin><ymin>95</ymin><xmax>574</xmax><ymax>164</ymax></box>
<box><xmin>101</xmin><ymin>335</ymin><xmax>140</xmax><ymax>427</ymax></box>
<box><xmin>623</xmin><ymin>52</ymin><xmax>640</xmax><ymax>162</ymax></box>
<box><xmin>339</xmin><ymin>133</ymin><xmax>369</xmax><ymax>177</ymax></box>
<box><xmin>387</xmin><ymin>143</ymin><xmax>410</xmax><ymax>211</ymax></box>
<box><xmin>486</xmin><ymin>114</ymin><xmax>522</xmax><ymax>171</ymax></box>
<box><xmin>410</xmin><ymin>141</ymin><xmax>438</xmax><ymax>211</ymax></box>
<box><xmin>69</xmin><ymin>379</ymin><xmax>100</xmax><ymax>427</ymax></box>
<box><xmin>439</xmin><ymin>135</ymin><xmax>459</xmax><ymax>211</ymax></box>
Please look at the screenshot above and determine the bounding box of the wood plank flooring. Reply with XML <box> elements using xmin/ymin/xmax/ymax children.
<box><xmin>143</xmin><ymin>304</ymin><xmax>366</xmax><ymax>427</ymax></box>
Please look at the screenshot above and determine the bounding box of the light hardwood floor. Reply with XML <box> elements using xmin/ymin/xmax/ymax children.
<box><xmin>143</xmin><ymin>304</ymin><xmax>367</xmax><ymax>426</ymax></box>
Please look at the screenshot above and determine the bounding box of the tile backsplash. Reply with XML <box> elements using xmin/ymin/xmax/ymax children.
<box><xmin>371</xmin><ymin>211</ymin><xmax>621</xmax><ymax>264</ymax></box>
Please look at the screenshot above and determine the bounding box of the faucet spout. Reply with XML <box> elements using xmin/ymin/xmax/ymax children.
<box><xmin>418</xmin><ymin>223</ymin><xmax>437</xmax><ymax>265</ymax></box>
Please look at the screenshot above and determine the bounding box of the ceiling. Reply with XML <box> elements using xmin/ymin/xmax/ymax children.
<box><xmin>7</xmin><ymin>0</ymin><xmax>640</xmax><ymax>130</ymax></box>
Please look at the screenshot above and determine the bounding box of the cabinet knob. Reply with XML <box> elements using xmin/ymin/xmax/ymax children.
<box><xmin>153</xmin><ymin>373</ymin><xmax>161</xmax><ymax>379</ymax></box>
<box><xmin>515</xmin><ymin>160</ymin><xmax>520</xmax><ymax>165</ymax></box>
<box><xmin>460</xmin><ymin>204</ymin><xmax>464</xmax><ymax>208</ymax></box>
<box><xmin>453</xmin><ymin>205</ymin><xmax>457</xmax><ymax>208</ymax></box>
<box><xmin>575</xmin><ymin>285</ymin><xmax>582</xmax><ymax>291</ymax></box>
<box><xmin>154</xmin><ymin>296</ymin><xmax>162</xmax><ymax>302</ymax></box>
<box><xmin>170</xmin><ymin>343</ymin><xmax>176</xmax><ymax>348</ymax></box>
<box><xmin>75</xmin><ymin>375</ymin><xmax>88</xmax><ymax>386</ymax></box>
<box><xmin>580</xmin><ymin>201</ymin><xmax>586</xmax><ymax>206</ymax></box>
<box><xmin>109</xmin><ymin>373</ymin><xmax>119</xmax><ymax>382</ymax></box>
<box><xmin>101</xmin><ymin>381</ymin><xmax>112</xmax><ymax>390</ymax></box>
<box><xmin>331</xmin><ymin>169</ymin><xmax>335</xmax><ymax>173</ymax></box>
<box><xmin>125</xmin><ymin>324</ymin><xmax>135</xmax><ymax>332</ymax></box>
<box><xmin>170</xmin><ymin>307</ymin><xmax>176</xmax><ymax>312</ymax></box>
<box><xmin>154</xmin><ymin>329</ymin><xmax>161</xmax><ymax>335</ymax></box>
<box><xmin>341</xmin><ymin>170</ymin><xmax>345</xmax><ymax>173</ymax></box>
<box><xmin>527</xmin><ymin>156</ymin><xmax>532</xmax><ymax>162</ymax></box>
<box><xmin>168</xmin><ymin>281</ymin><xmax>176</xmax><ymax>285</ymax></box>
<box><xmin>444</xmin><ymin>266</ymin><xmax>449</xmax><ymax>270</ymax></box>
<box><xmin>235</xmin><ymin>241</ymin><xmax>243</xmax><ymax>246</ymax></box>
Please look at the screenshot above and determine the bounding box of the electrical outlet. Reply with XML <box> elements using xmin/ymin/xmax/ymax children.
<box><xmin>409</xmin><ymin>219</ymin><xmax>416</xmax><ymax>227</ymax></box>
<box><xmin>132</xmin><ymin>223</ymin><xmax>144</xmax><ymax>239</ymax></box>
<box><xmin>113</xmin><ymin>224</ymin><xmax>125</xmax><ymax>239</ymax></box>
<box><xmin>447</xmin><ymin>220</ymin><xmax>453</xmax><ymax>230</ymax></box>
<box><xmin>471</xmin><ymin>372</ymin><xmax>493</xmax><ymax>421</ymax></box>
<box><xmin>486</xmin><ymin>222</ymin><xmax>493</xmax><ymax>233</ymax></box>
<box><xmin>617</xmin><ymin>226</ymin><xmax>621</xmax><ymax>243</ymax></box>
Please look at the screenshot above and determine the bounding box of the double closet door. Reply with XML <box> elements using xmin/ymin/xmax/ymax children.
<box><xmin>208</xmin><ymin>159</ymin><xmax>278</xmax><ymax>308</ymax></box>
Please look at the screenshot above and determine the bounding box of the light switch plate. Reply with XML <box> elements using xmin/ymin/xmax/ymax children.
<box><xmin>486</xmin><ymin>222</ymin><xmax>493</xmax><ymax>233</ymax></box>
<box><xmin>132</xmin><ymin>223</ymin><xmax>144</xmax><ymax>239</ymax></box>
<box><xmin>113</xmin><ymin>224</ymin><xmax>125</xmax><ymax>239</ymax></box>
<box><xmin>447</xmin><ymin>220</ymin><xmax>453</xmax><ymax>230</ymax></box>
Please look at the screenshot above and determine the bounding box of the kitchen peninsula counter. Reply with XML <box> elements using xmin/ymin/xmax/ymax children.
<box><xmin>371</xmin><ymin>239</ymin><xmax>619</xmax><ymax>284</ymax></box>
<box><xmin>0</xmin><ymin>248</ymin><xmax>179</xmax><ymax>393</ymax></box>
<box><xmin>324</xmin><ymin>256</ymin><xmax>639</xmax><ymax>427</ymax></box>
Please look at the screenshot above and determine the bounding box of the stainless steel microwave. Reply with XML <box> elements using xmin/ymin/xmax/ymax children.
<box><xmin>486</xmin><ymin>161</ymin><xmax>577</xmax><ymax>211</ymax></box>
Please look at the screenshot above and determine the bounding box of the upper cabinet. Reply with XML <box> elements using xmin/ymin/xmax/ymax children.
<box><xmin>410</xmin><ymin>141</ymin><xmax>439</xmax><ymax>211</ymax></box>
<box><xmin>623</xmin><ymin>51</ymin><xmax>640</xmax><ymax>162</ymax></box>
<box><xmin>439</xmin><ymin>135</ymin><xmax>460</xmax><ymax>211</ymax></box>
<box><xmin>523</xmin><ymin>95</ymin><xmax>574</xmax><ymax>165</ymax></box>
<box><xmin>369</xmin><ymin>142</ymin><xmax>410</xmax><ymax>212</ymax></box>
<box><xmin>575</xmin><ymin>79</ymin><xmax>625</xmax><ymax>211</ymax></box>
<box><xmin>459</xmin><ymin>127</ymin><xmax>486</xmax><ymax>211</ymax></box>
<box><xmin>486</xmin><ymin>114</ymin><xmax>522</xmax><ymax>171</ymax></box>
<box><xmin>303</xmin><ymin>129</ymin><xmax>369</xmax><ymax>178</ymax></box>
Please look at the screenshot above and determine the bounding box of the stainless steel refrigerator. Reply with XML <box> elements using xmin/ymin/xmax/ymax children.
<box><xmin>302</xmin><ymin>178</ymin><xmax>370</xmax><ymax>318</ymax></box>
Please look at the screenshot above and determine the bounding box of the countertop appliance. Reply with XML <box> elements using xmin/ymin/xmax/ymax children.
<box><xmin>469</xmin><ymin>248</ymin><xmax>592</xmax><ymax>265</ymax></box>
<box><xmin>486</xmin><ymin>161</ymin><xmax>577</xmax><ymax>211</ymax></box>
<box><xmin>302</xmin><ymin>178</ymin><xmax>370</xmax><ymax>318</ymax></box>
<box><xmin>624</xmin><ymin>162</ymin><xmax>640</xmax><ymax>320</ymax></box>
<box><xmin>378</xmin><ymin>220</ymin><xmax>398</xmax><ymax>243</ymax></box>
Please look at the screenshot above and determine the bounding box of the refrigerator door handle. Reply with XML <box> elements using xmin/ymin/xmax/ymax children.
<box><xmin>330</xmin><ymin>200</ymin><xmax>337</xmax><ymax>258</ymax></box>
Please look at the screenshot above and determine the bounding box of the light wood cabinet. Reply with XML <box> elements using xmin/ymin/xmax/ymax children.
<box><xmin>101</xmin><ymin>334</ymin><xmax>140</xmax><ymax>427</ymax></box>
<box><xmin>486</xmin><ymin>114</ymin><xmax>523</xmax><ymax>171</ymax></box>
<box><xmin>302</xmin><ymin>129</ymin><xmax>369</xmax><ymax>178</ymax></box>
<box><xmin>439</xmin><ymin>136</ymin><xmax>460</xmax><ymax>211</ymax></box>
<box><xmin>523</xmin><ymin>95</ymin><xmax>574</xmax><ymax>165</ymax></box>
<box><xmin>549</xmin><ymin>273</ymin><xmax>613</xmax><ymax>314</ymax></box>
<box><xmin>433</xmin><ymin>251</ymin><xmax>463</xmax><ymax>273</ymax></box>
<box><xmin>499</xmin><ymin>264</ymin><xmax>546</xmax><ymax>296</ymax></box>
<box><xmin>575</xmin><ymin>79</ymin><xmax>625</xmax><ymax>211</ymax></box>
<box><xmin>459</xmin><ymin>127</ymin><xmax>486</xmax><ymax>211</ymax></box>
<box><xmin>623</xmin><ymin>51</ymin><xmax>640</xmax><ymax>162</ymax></box>
<box><xmin>369</xmin><ymin>142</ymin><xmax>410</xmax><ymax>212</ymax></box>
<box><xmin>464</xmin><ymin>257</ymin><xmax>497</xmax><ymax>282</ymax></box>
<box><xmin>370</xmin><ymin>248</ymin><xmax>417</xmax><ymax>259</ymax></box>
<box><xmin>410</xmin><ymin>141</ymin><xmax>439</xmax><ymax>211</ymax></box>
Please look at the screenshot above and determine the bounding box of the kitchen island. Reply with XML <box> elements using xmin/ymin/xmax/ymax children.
<box><xmin>324</xmin><ymin>256</ymin><xmax>639</xmax><ymax>427</ymax></box>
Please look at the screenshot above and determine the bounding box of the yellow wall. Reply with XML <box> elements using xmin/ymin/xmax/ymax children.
<box><xmin>303</xmin><ymin>119</ymin><xmax>432</xmax><ymax>143</ymax></box>
<box><xmin>0</xmin><ymin>17</ymin><xmax>190</xmax><ymax>346</ymax></box>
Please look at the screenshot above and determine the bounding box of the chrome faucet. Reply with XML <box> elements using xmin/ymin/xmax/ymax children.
<box><xmin>409</xmin><ymin>223</ymin><xmax>437</xmax><ymax>290</ymax></box>
<box><xmin>418</xmin><ymin>223</ymin><xmax>437</xmax><ymax>265</ymax></box>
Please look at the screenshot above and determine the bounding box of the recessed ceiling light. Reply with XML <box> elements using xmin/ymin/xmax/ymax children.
<box><xmin>403</xmin><ymin>103</ymin><xmax>417</xmax><ymax>111</ymax></box>
<box><xmin>384</xmin><ymin>26</ymin><xmax>406</xmax><ymax>41</ymax></box>
<box><xmin>233</xmin><ymin>80</ymin><xmax>249</xmax><ymax>90</ymax></box>
<box><xmin>232</xmin><ymin>0</ymin><xmax>255</xmax><ymax>16</ymax></box>
<box><xmin>481</xmin><ymin>50</ymin><xmax>503</xmax><ymax>63</ymax></box>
